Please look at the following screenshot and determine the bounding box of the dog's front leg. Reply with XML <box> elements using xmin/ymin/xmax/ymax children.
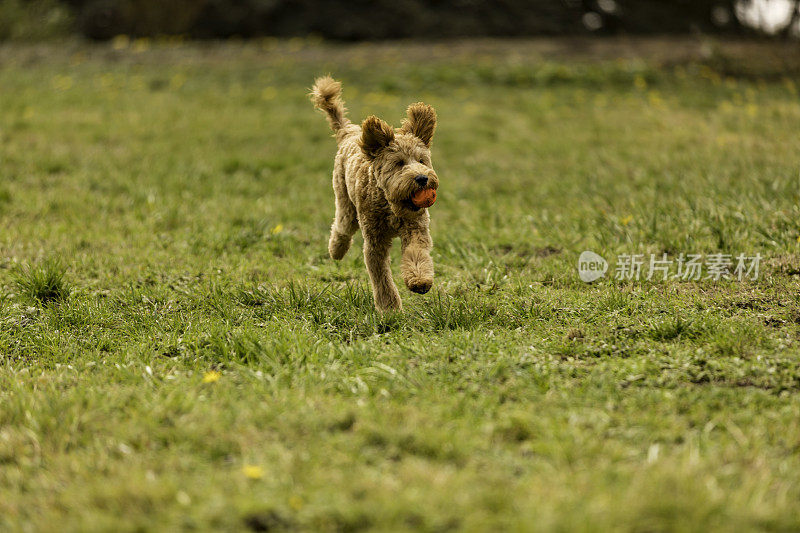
<box><xmin>400</xmin><ymin>222</ymin><xmax>434</xmax><ymax>294</ymax></box>
<box><xmin>363</xmin><ymin>234</ymin><xmax>402</xmax><ymax>312</ymax></box>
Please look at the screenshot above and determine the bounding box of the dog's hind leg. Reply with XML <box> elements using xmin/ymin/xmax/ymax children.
<box><xmin>329</xmin><ymin>196</ymin><xmax>358</xmax><ymax>260</ymax></box>
<box><xmin>328</xmin><ymin>167</ymin><xmax>358</xmax><ymax>260</ymax></box>
<box><xmin>363</xmin><ymin>233</ymin><xmax>402</xmax><ymax>312</ymax></box>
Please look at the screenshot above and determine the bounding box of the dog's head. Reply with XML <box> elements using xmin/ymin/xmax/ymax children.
<box><xmin>359</xmin><ymin>102</ymin><xmax>439</xmax><ymax>212</ymax></box>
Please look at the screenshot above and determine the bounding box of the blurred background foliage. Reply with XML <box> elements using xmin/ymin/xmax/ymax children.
<box><xmin>0</xmin><ymin>0</ymin><xmax>798</xmax><ymax>41</ymax></box>
<box><xmin>0</xmin><ymin>0</ymin><xmax>71</xmax><ymax>40</ymax></box>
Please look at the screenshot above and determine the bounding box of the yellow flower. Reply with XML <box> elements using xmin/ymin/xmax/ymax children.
<box><xmin>647</xmin><ymin>90</ymin><xmax>664</xmax><ymax>108</ymax></box>
<box><xmin>202</xmin><ymin>370</ymin><xmax>221</xmax><ymax>383</ymax></box>
<box><xmin>271</xmin><ymin>224</ymin><xmax>284</xmax><ymax>235</ymax></box>
<box><xmin>796</xmin><ymin>235</ymin><xmax>800</xmax><ymax>243</ymax></box>
<box><xmin>132</xmin><ymin>38</ymin><xmax>151</xmax><ymax>53</ymax></box>
<box><xmin>242</xmin><ymin>465</ymin><xmax>264</xmax><ymax>479</ymax></box>
<box><xmin>288</xmin><ymin>495</ymin><xmax>303</xmax><ymax>510</ymax></box>
<box><xmin>620</xmin><ymin>215</ymin><xmax>633</xmax><ymax>226</ymax></box>
<box><xmin>52</xmin><ymin>75</ymin><xmax>73</xmax><ymax>91</ymax></box>
<box><xmin>112</xmin><ymin>35</ymin><xmax>130</xmax><ymax>50</ymax></box>
<box><xmin>170</xmin><ymin>73</ymin><xmax>187</xmax><ymax>91</ymax></box>
<box><xmin>633</xmin><ymin>75</ymin><xmax>647</xmax><ymax>91</ymax></box>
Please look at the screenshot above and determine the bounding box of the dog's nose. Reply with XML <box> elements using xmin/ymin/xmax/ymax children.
<box><xmin>415</xmin><ymin>175</ymin><xmax>428</xmax><ymax>187</ymax></box>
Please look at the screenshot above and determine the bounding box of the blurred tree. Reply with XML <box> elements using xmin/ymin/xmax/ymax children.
<box><xmin>0</xmin><ymin>0</ymin><xmax>71</xmax><ymax>40</ymax></box>
<box><xmin>46</xmin><ymin>0</ymin><xmax>800</xmax><ymax>40</ymax></box>
<box><xmin>780</xmin><ymin>0</ymin><xmax>799</xmax><ymax>38</ymax></box>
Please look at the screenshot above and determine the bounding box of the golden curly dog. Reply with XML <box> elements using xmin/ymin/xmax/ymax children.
<box><xmin>311</xmin><ymin>76</ymin><xmax>439</xmax><ymax>312</ymax></box>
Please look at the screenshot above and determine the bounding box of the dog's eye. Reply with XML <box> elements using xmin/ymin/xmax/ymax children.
<box><xmin>395</xmin><ymin>160</ymin><xmax>405</xmax><ymax>168</ymax></box>
<box><xmin>419</xmin><ymin>159</ymin><xmax>425</xmax><ymax>164</ymax></box>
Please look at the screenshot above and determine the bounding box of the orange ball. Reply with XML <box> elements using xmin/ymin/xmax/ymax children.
<box><xmin>411</xmin><ymin>188</ymin><xmax>437</xmax><ymax>208</ymax></box>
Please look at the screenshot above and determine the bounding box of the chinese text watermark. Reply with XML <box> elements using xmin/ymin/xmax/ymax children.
<box><xmin>578</xmin><ymin>252</ymin><xmax>761</xmax><ymax>283</ymax></box>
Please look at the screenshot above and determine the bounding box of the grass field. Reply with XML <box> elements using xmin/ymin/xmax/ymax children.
<box><xmin>2</xmin><ymin>38</ymin><xmax>800</xmax><ymax>531</ymax></box>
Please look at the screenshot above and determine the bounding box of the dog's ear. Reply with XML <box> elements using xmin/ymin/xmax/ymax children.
<box><xmin>360</xmin><ymin>116</ymin><xmax>395</xmax><ymax>159</ymax></box>
<box><xmin>399</xmin><ymin>102</ymin><xmax>437</xmax><ymax>147</ymax></box>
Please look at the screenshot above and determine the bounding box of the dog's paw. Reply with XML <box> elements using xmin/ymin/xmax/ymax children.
<box><xmin>406</xmin><ymin>278</ymin><xmax>433</xmax><ymax>294</ymax></box>
<box><xmin>328</xmin><ymin>233</ymin><xmax>352</xmax><ymax>260</ymax></box>
<box><xmin>375</xmin><ymin>294</ymin><xmax>402</xmax><ymax>312</ymax></box>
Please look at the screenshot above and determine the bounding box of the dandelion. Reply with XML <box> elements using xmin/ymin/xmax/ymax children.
<box><xmin>620</xmin><ymin>215</ymin><xmax>633</xmax><ymax>226</ymax></box>
<box><xmin>699</xmin><ymin>66</ymin><xmax>722</xmax><ymax>86</ymax></box>
<box><xmin>271</xmin><ymin>224</ymin><xmax>283</xmax><ymax>235</ymax></box>
<box><xmin>112</xmin><ymin>35</ymin><xmax>130</xmax><ymax>50</ymax></box>
<box><xmin>796</xmin><ymin>235</ymin><xmax>800</xmax><ymax>243</ymax></box>
<box><xmin>170</xmin><ymin>73</ymin><xmax>187</xmax><ymax>91</ymax></box>
<box><xmin>202</xmin><ymin>370</ymin><xmax>221</xmax><ymax>383</ymax></box>
<box><xmin>288</xmin><ymin>495</ymin><xmax>303</xmax><ymax>510</ymax></box>
<box><xmin>647</xmin><ymin>90</ymin><xmax>664</xmax><ymax>108</ymax></box>
<box><xmin>132</xmin><ymin>38</ymin><xmax>151</xmax><ymax>53</ymax></box>
<box><xmin>242</xmin><ymin>465</ymin><xmax>264</xmax><ymax>479</ymax></box>
<box><xmin>52</xmin><ymin>75</ymin><xmax>73</xmax><ymax>91</ymax></box>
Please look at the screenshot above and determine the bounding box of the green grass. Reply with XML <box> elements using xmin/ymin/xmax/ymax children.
<box><xmin>1</xmin><ymin>38</ymin><xmax>800</xmax><ymax>531</ymax></box>
<box><xmin>12</xmin><ymin>257</ymin><xmax>70</xmax><ymax>303</ymax></box>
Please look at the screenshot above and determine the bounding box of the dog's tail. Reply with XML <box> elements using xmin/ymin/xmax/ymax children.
<box><xmin>310</xmin><ymin>76</ymin><xmax>350</xmax><ymax>133</ymax></box>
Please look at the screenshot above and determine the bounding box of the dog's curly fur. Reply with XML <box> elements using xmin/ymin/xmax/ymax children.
<box><xmin>311</xmin><ymin>76</ymin><xmax>439</xmax><ymax>312</ymax></box>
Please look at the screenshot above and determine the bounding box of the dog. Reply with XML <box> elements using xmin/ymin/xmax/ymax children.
<box><xmin>311</xmin><ymin>76</ymin><xmax>439</xmax><ymax>312</ymax></box>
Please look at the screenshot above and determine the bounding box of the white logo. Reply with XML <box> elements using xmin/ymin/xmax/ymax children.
<box><xmin>578</xmin><ymin>251</ymin><xmax>608</xmax><ymax>283</ymax></box>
